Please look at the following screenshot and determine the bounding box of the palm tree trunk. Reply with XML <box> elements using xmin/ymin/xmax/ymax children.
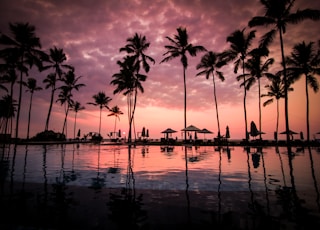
<box><xmin>99</xmin><ymin>107</ymin><xmax>102</xmax><ymax>135</ymax></box>
<box><xmin>305</xmin><ymin>75</ymin><xmax>310</xmax><ymax>142</ymax></box>
<box><xmin>242</xmin><ymin>59</ymin><xmax>248</xmax><ymax>141</ymax></box>
<box><xmin>279</xmin><ymin>29</ymin><xmax>290</xmax><ymax>145</ymax></box>
<box><xmin>15</xmin><ymin>56</ymin><xmax>24</xmax><ymax>140</ymax></box>
<box><xmin>183</xmin><ymin>67</ymin><xmax>187</xmax><ymax>142</ymax></box>
<box><xmin>45</xmin><ymin>87</ymin><xmax>55</xmax><ymax>131</ymax></box>
<box><xmin>27</xmin><ymin>92</ymin><xmax>33</xmax><ymax>140</ymax></box>
<box><xmin>276</xmin><ymin>99</ymin><xmax>279</xmax><ymax>143</ymax></box>
<box><xmin>258</xmin><ymin>78</ymin><xmax>262</xmax><ymax>140</ymax></box>
<box><xmin>62</xmin><ymin>104</ymin><xmax>69</xmax><ymax>137</ymax></box>
<box><xmin>212</xmin><ymin>72</ymin><xmax>221</xmax><ymax>137</ymax></box>
<box><xmin>73</xmin><ymin>112</ymin><xmax>77</xmax><ymax>139</ymax></box>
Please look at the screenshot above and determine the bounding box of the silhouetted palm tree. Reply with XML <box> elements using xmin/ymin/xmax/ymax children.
<box><xmin>42</xmin><ymin>47</ymin><xmax>74</xmax><ymax>131</ymax></box>
<box><xmin>0</xmin><ymin>95</ymin><xmax>17</xmax><ymax>136</ymax></box>
<box><xmin>248</xmin><ymin>0</ymin><xmax>320</xmax><ymax>143</ymax></box>
<box><xmin>160</xmin><ymin>27</ymin><xmax>206</xmax><ymax>141</ymax></box>
<box><xmin>59</xmin><ymin>70</ymin><xmax>85</xmax><ymax>138</ymax></box>
<box><xmin>118</xmin><ymin>33</ymin><xmax>154</xmax><ymax>142</ymax></box>
<box><xmin>196</xmin><ymin>51</ymin><xmax>227</xmax><ymax>138</ymax></box>
<box><xmin>286</xmin><ymin>41</ymin><xmax>320</xmax><ymax>142</ymax></box>
<box><xmin>56</xmin><ymin>87</ymin><xmax>73</xmax><ymax>138</ymax></box>
<box><xmin>261</xmin><ymin>74</ymin><xmax>293</xmax><ymax>142</ymax></box>
<box><xmin>108</xmin><ymin>105</ymin><xmax>123</xmax><ymax>136</ymax></box>
<box><xmin>238</xmin><ymin>48</ymin><xmax>274</xmax><ymax>139</ymax></box>
<box><xmin>70</xmin><ymin>101</ymin><xmax>85</xmax><ymax>139</ymax></box>
<box><xmin>0</xmin><ymin>22</ymin><xmax>48</xmax><ymax>139</ymax></box>
<box><xmin>224</xmin><ymin>28</ymin><xmax>256</xmax><ymax>141</ymax></box>
<box><xmin>22</xmin><ymin>78</ymin><xmax>42</xmax><ymax>139</ymax></box>
<box><xmin>87</xmin><ymin>91</ymin><xmax>112</xmax><ymax>137</ymax></box>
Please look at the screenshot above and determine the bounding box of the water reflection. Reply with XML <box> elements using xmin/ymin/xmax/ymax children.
<box><xmin>1</xmin><ymin>143</ymin><xmax>320</xmax><ymax>229</ymax></box>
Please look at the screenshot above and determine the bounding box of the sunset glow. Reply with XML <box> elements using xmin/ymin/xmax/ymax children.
<box><xmin>1</xmin><ymin>0</ymin><xmax>319</xmax><ymax>140</ymax></box>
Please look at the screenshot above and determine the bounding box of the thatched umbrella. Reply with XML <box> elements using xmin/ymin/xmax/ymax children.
<box><xmin>161</xmin><ymin>128</ymin><xmax>177</xmax><ymax>139</ymax></box>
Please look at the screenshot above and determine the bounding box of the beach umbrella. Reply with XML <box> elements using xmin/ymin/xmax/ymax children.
<box><xmin>225</xmin><ymin>126</ymin><xmax>230</xmax><ymax>139</ymax></box>
<box><xmin>249</xmin><ymin>121</ymin><xmax>265</xmax><ymax>138</ymax></box>
<box><xmin>118</xmin><ymin>129</ymin><xmax>121</xmax><ymax>138</ymax></box>
<box><xmin>181</xmin><ymin>125</ymin><xmax>201</xmax><ymax>132</ymax></box>
<box><xmin>161</xmin><ymin>128</ymin><xmax>177</xmax><ymax>139</ymax></box>
<box><xmin>77</xmin><ymin>129</ymin><xmax>81</xmax><ymax>138</ymax></box>
<box><xmin>146</xmin><ymin>129</ymin><xmax>149</xmax><ymax>138</ymax></box>
<box><xmin>198</xmin><ymin>128</ymin><xmax>213</xmax><ymax>139</ymax></box>
<box><xmin>280</xmin><ymin>130</ymin><xmax>298</xmax><ymax>135</ymax></box>
<box><xmin>142</xmin><ymin>127</ymin><xmax>146</xmax><ymax>137</ymax></box>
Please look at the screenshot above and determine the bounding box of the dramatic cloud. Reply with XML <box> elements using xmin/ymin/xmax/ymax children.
<box><xmin>1</xmin><ymin>0</ymin><xmax>319</xmax><ymax>139</ymax></box>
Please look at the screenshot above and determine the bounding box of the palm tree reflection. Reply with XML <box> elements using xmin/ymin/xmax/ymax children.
<box><xmin>107</xmin><ymin>145</ymin><xmax>148</xmax><ymax>228</ymax></box>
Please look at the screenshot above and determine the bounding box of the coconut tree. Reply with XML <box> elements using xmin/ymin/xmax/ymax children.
<box><xmin>196</xmin><ymin>51</ymin><xmax>227</xmax><ymax>138</ymax></box>
<box><xmin>59</xmin><ymin>70</ymin><xmax>85</xmax><ymax>138</ymax></box>
<box><xmin>118</xmin><ymin>33</ymin><xmax>154</xmax><ymax>142</ymax></box>
<box><xmin>160</xmin><ymin>27</ymin><xmax>206</xmax><ymax>141</ymax></box>
<box><xmin>87</xmin><ymin>91</ymin><xmax>112</xmax><ymax>137</ymax></box>
<box><xmin>70</xmin><ymin>101</ymin><xmax>85</xmax><ymax>139</ymax></box>
<box><xmin>248</xmin><ymin>0</ymin><xmax>320</xmax><ymax>143</ymax></box>
<box><xmin>0</xmin><ymin>95</ymin><xmax>17</xmax><ymax>137</ymax></box>
<box><xmin>108</xmin><ymin>105</ymin><xmax>123</xmax><ymax>137</ymax></box>
<box><xmin>42</xmin><ymin>47</ymin><xmax>74</xmax><ymax>131</ymax></box>
<box><xmin>0</xmin><ymin>22</ymin><xmax>48</xmax><ymax>139</ymax></box>
<box><xmin>223</xmin><ymin>28</ymin><xmax>256</xmax><ymax>141</ymax></box>
<box><xmin>111</xmin><ymin>56</ymin><xmax>146</xmax><ymax>143</ymax></box>
<box><xmin>22</xmin><ymin>78</ymin><xmax>42</xmax><ymax>139</ymax></box>
<box><xmin>286</xmin><ymin>41</ymin><xmax>320</xmax><ymax>142</ymax></box>
<box><xmin>238</xmin><ymin>47</ymin><xmax>275</xmax><ymax>139</ymax></box>
<box><xmin>56</xmin><ymin>87</ymin><xmax>73</xmax><ymax>138</ymax></box>
<box><xmin>261</xmin><ymin>74</ymin><xmax>293</xmax><ymax>142</ymax></box>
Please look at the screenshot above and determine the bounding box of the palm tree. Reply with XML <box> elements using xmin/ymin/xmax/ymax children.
<box><xmin>223</xmin><ymin>28</ymin><xmax>256</xmax><ymax>141</ymax></box>
<box><xmin>0</xmin><ymin>22</ymin><xmax>48</xmax><ymax>139</ymax></box>
<box><xmin>119</xmin><ymin>33</ymin><xmax>155</xmax><ymax>142</ymax></box>
<box><xmin>0</xmin><ymin>95</ymin><xmax>17</xmax><ymax>137</ymax></box>
<box><xmin>87</xmin><ymin>91</ymin><xmax>112</xmax><ymax>137</ymax></box>
<box><xmin>160</xmin><ymin>27</ymin><xmax>206</xmax><ymax>141</ymax></box>
<box><xmin>56</xmin><ymin>87</ymin><xmax>73</xmax><ymax>138</ymax></box>
<box><xmin>59</xmin><ymin>70</ymin><xmax>85</xmax><ymax>138</ymax></box>
<box><xmin>238</xmin><ymin>48</ymin><xmax>274</xmax><ymax>139</ymax></box>
<box><xmin>286</xmin><ymin>41</ymin><xmax>320</xmax><ymax>142</ymax></box>
<box><xmin>70</xmin><ymin>101</ymin><xmax>85</xmax><ymax>139</ymax></box>
<box><xmin>42</xmin><ymin>47</ymin><xmax>74</xmax><ymax>131</ymax></box>
<box><xmin>261</xmin><ymin>74</ymin><xmax>293</xmax><ymax>142</ymax></box>
<box><xmin>248</xmin><ymin>0</ymin><xmax>320</xmax><ymax>143</ymax></box>
<box><xmin>22</xmin><ymin>78</ymin><xmax>42</xmax><ymax>140</ymax></box>
<box><xmin>111</xmin><ymin>57</ymin><xmax>147</xmax><ymax>142</ymax></box>
<box><xmin>108</xmin><ymin>105</ymin><xmax>123</xmax><ymax>137</ymax></box>
<box><xmin>196</xmin><ymin>51</ymin><xmax>227</xmax><ymax>138</ymax></box>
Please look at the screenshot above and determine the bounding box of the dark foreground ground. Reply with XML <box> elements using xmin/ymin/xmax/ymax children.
<box><xmin>1</xmin><ymin>181</ymin><xmax>320</xmax><ymax>230</ymax></box>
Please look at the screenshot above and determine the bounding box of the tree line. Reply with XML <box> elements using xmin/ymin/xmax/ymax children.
<box><xmin>1</xmin><ymin>0</ymin><xmax>320</xmax><ymax>144</ymax></box>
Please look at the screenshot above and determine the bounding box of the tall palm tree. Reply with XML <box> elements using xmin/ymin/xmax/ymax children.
<box><xmin>286</xmin><ymin>41</ymin><xmax>320</xmax><ymax>142</ymax></box>
<box><xmin>261</xmin><ymin>74</ymin><xmax>293</xmax><ymax>142</ymax></box>
<box><xmin>87</xmin><ymin>91</ymin><xmax>112</xmax><ymax>137</ymax></box>
<box><xmin>70</xmin><ymin>101</ymin><xmax>85</xmax><ymax>139</ymax></box>
<box><xmin>238</xmin><ymin>48</ymin><xmax>275</xmax><ymax>139</ymax></box>
<box><xmin>248</xmin><ymin>0</ymin><xmax>320</xmax><ymax>143</ymax></box>
<box><xmin>42</xmin><ymin>47</ymin><xmax>74</xmax><ymax>131</ymax></box>
<box><xmin>160</xmin><ymin>27</ymin><xmax>206</xmax><ymax>141</ymax></box>
<box><xmin>59</xmin><ymin>70</ymin><xmax>85</xmax><ymax>138</ymax></box>
<box><xmin>196</xmin><ymin>51</ymin><xmax>227</xmax><ymax>138</ymax></box>
<box><xmin>108</xmin><ymin>105</ymin><xmax>123</xmax><ymax>136</ymax></box>
<box><xmin>22</xmin><ymin>77</ymin><xmax>42</xmax><ymax>139</ymax></box>
<box><xmin>56</xmin><ymin>87</ymin><xmax>73</xmax><ymax>138</ymax></box>
<box><xmin>111</xmin><ymin>57</ymin><xmax>147</xmax><ymax>142</ymax></box>
<box><xmin>0</xmin><ymin>22</ymin><xmax>48</xmax><ymax>139</ymax></box>
<box><xmin>223</xmin><ymin>28</ymin><xmax>256</xmax><ymax>141</ymax></box>
<box><xmin>119</xmin><ymin>33</ymin><xmax>155</xmax><ymax>142</ymax></box>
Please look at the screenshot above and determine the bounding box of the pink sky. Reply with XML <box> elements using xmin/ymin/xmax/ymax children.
<box><xmin>1</xmin><ymin>0</ymin><xmax>320</xmax><ymax>140</ymax></box>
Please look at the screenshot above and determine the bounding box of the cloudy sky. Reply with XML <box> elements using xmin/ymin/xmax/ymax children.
<box><xmin>1</xmin><ymin>0</ymin><xmax>320</xmax><ymax>140</ymax></box>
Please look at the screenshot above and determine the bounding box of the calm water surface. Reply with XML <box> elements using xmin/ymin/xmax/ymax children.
<box><xmin>1</xmin><ymin>143</ymin><xmax>320</xmax><ymax>229</ymax></box>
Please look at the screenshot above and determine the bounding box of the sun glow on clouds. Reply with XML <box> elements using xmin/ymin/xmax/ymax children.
<box><xmin>0</xmin><ymin>0</ymin><xmax>320</xmax><ymax>139</ymax></box>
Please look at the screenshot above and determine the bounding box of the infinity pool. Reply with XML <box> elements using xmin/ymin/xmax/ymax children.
<box><xmin>1</xmin><ymin>143</ymin><xmax>320</xmax><ymax>229</ymax></box>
